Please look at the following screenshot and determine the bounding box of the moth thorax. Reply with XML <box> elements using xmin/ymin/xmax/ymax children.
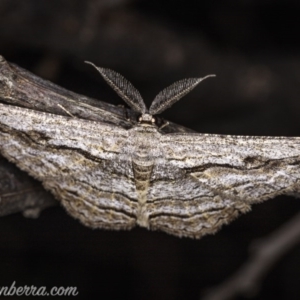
<box><xmin>139</xmin><ymin>113</ymin><xmax>155</xmax><ymax>124</ymax></box>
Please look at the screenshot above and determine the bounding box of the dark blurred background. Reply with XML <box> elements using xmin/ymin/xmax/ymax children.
<box><xmin>1</xmin><ymin>1</ymin><xmax>300</xmax><ymax>299</ymax></box>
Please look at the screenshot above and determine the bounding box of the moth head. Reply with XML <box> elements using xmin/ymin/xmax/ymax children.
<box><xmin>86</xmin><ymin>61</ymin><xmax>215</xmax><ymax>123</ymax></box>
<box><xmin>138</xmin><ymin>113</ymin><xmax>156</xmax><ymax>124</ymax></box>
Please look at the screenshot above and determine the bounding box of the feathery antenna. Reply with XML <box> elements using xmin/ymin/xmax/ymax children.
<box><xmin>149</xmin><ymin>75</ymin><xmax>215</xmax><ymax>115</ymax></box>
<box><xmin>86</xmin><ymin>61</ymin><xmax>147</xmax><ymax>114</ymax></box>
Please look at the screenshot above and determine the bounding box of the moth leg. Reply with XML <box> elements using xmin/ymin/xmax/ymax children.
<box><xmin>159</xmin><ymin>120</ymin><xmax>169</xmax><ymax>130</ymax></box>
<box><xmin>57</xmin><ymin>104</ymin><xmax>75</xmax><ymax>118</ymax></box>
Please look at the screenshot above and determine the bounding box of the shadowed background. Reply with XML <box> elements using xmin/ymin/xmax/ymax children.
<box><xmin>0</xmin><ymin>1</ymin><xmax>300</xmax><ymax>299</ymax></box>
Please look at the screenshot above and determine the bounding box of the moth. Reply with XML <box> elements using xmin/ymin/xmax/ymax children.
<box><xmin>0</xmin><ymin>62</ymin><xmax>300</xmax><ymax>239</ymax></box>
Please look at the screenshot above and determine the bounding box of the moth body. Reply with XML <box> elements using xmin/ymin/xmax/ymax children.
<box><xmin>2</xmin><ymin>61</ymin><xmax>299</xmax><ymax>239</ymax></box>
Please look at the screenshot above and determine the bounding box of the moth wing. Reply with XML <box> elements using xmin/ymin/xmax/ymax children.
<box><xmin>146</xmin><ymin>133</ymin><xmax>300</xmax><ymax>238</ymax></box>
<box><xmin>0</xmin><ymin>104</ymin><xmax>138</xmax><ymax>230</ymax></box>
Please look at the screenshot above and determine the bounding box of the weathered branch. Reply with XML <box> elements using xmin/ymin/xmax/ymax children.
<box><xmin>202</xmin><ymin>211</ymin><xmax>300</xmax><ymax>300</ymax></box>
<box><xmin>0</xmin><ymin>56</ymin><xmax>194</xmax><ymax>217</ymax></box>
<box><xmin>0</xmin><ymin>156</ymin><xmax>56</xmax><ymax>217</ymax></box>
